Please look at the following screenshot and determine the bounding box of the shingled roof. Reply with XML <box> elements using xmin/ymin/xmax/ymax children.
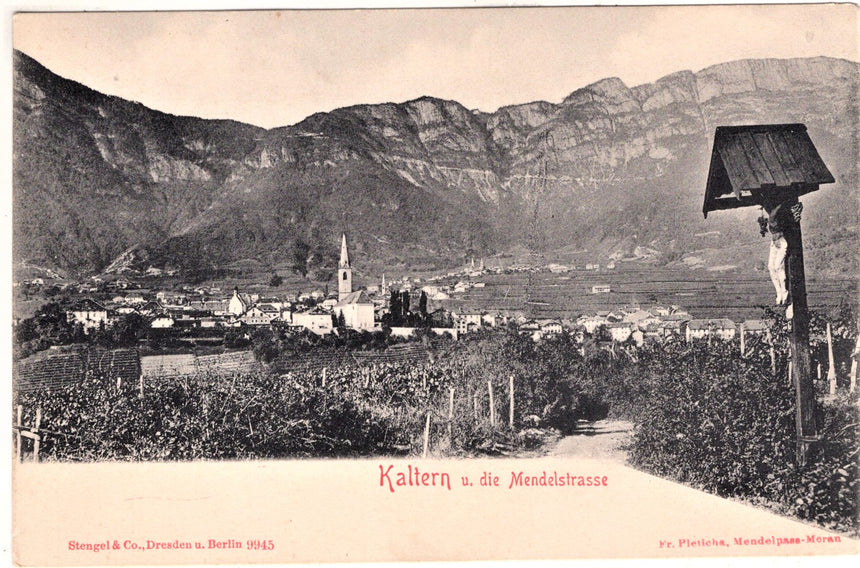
<box><xmin>703</xmin><ymin>123</ymin><xmax>834</xmax><ymax>217</ymax></box>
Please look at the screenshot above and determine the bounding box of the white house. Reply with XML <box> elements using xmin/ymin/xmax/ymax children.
<box><xmin>228</xmin><ymin>288</ymin><xmax>255</xmax><ymax>316</ymax></box>
<box><xmin>150</xmin><ymin>316</ymin><xmax>175</xmax><ymax>329</ymax></box>
<box><xmin>607</xmin><ymin>322</ymin><xmax>634</xmax><ymax>342</ymax></box>
<box><xmin>66</xmin><ymin>299</ymin><xmax>109</xmax><ymax>331</ymax></box>
<box><xmin>454</xmin><ymin>312</ymin><xmax>483</xmax><ymax>334</ymax></box>
<box><xmin>538</xmin><ymin>319</ymin><xmax>563</xmax><ymax>335</ymax></box>
<box><xmin>241</xmin><ymin>304</ymin><xmax>280</xmax><ymax>326</ymax></box>
<box><xmin>686</xmin><ymin>319</ymin><xmax>736</xmax><ymax>342</ymax></box>
<box><xmin>577</xmin><ymin>315</ymin><xmax>608</xmax><ymax>334</ymax></box>
<box><xmin>292</xmin><ymin>308</ymin><xmax>334</xmax><ymax>335</ymax></box>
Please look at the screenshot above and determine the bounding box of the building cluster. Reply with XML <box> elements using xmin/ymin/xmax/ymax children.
<box><xmin>58</xmin><ymin>234</ymin><xmax>771</xmax><ymax>348</ymax></box>
<box><xmin>65</xmin><ymin>235</ymin><xmax>381</xmax><ymax>336</ymax></box>
<box><xmin>445</xmin><ymin>305</ymin><xmax>770</xmax><ymax>346</ymax></box>
<box><xmin>574</xmin><ymin>307</ymin><xmax>769</xmax><ymax>345</ymax></box>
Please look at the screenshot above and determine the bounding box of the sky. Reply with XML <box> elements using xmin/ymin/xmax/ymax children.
<box><xmin>11</xmin><ymin>4</ymin><xmax>860</xmax><ymax>129</ymax></box>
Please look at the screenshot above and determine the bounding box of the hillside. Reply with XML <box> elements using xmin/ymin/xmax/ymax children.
<box><xmin>13</xmin><ymin>50</ymin><xmax>859</xmax><ymax>280</ymax></box>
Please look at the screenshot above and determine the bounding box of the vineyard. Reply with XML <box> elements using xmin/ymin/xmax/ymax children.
<box><xmin>12</xmin><ymin>309</ymin><xmax>860</xmax><ymax>534</ymax></box>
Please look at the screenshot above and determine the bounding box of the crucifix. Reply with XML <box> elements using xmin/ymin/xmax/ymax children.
<box><xmin>703</xmin><ymin>123</ymin><xmax>835</xmax><ymax>466</ymax></box>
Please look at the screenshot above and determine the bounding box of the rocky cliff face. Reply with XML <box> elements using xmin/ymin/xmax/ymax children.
<box><xmin>13</xmin><ymin>51</ymin><xmax>859</xmax><ymax>277</ymax></box>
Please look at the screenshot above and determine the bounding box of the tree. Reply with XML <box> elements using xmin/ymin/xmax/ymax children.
<box><xmin>418</xmin><ymin>291</ymin><xmax>428</xmax><ymax>322</ymax></box>
<box><xmin>389</xmin><ymin>290</ymin><xmax>402</xmax><ymax>326</ymax></box>
<box><xmin>269</xmin><ymin>273</ymin><xmax>283</xmax><ymax>287</ymax></box>
<box><xmin>292</xmin><ymin>239</ymin><xmax>311</xmax><ymax>277</ymax></box>
<box><xmin>105</xmin><ymin>313</ymin><xmax>147</xmax><ymax>348</ymax></box>
<box><xmin>401</xmin><ymin>290</ymin><xmax>410</xmax><ymax>318</ymax></box>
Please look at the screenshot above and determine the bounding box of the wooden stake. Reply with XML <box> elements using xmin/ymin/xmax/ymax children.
<box><xmin>509</xmin><ymin>375</ymin><xmax>515</xmax><ymax>429</ymax></box>
<box><xmin>16</xmin><ymin>405</ymin><xmax>22</xmax><ymax>463</ymax></box>
<box><xmin>851</xmin><ymin>335</ymin><xmax>859</xmax><ymax>393</ymax></box>
<box><xmin>422</xmin><ymin>413</ymin><xmax>431</xmax><ymax>458</ymax></box>
<box><xmin>740</xmin><ymin>324</ymin><xmax>746</xmax><ymax>357</ymax></box>
<box><xmin>767</xmin><ymin>330</ymin><xmax>776</xmax><ymax>377</ymax></box>
<box><xmin>322</xmin><ymin>367</ymin><xmax>327</xmax><ymax>387</ymax></box>
<box><xmin>33</xmin><ymin>408</ymin><xmax>42</xmax><ymax>463</ymax></box>
<box><xmin>817</xmin><ymin>363</ymin><xmax>821</xmax><ymax>381</ymax></box>
<box><xmin>788</xmin><ymin>360</ymin><xmax>793</xmax><ymax>387</ymax></box>
<box><xmin>139</xmin><ymin>372</ymin><xmax>144</xmax><ymax>398</ymax></box>
<box><xmin>488</xmin><ymin>381</ymin><xmax>495</xmax><ymax>427</ymax></box>
<box><xmin>448</xmin><ymin>388</ymin><xmax>455</xmax><ymax>441</ymax></box>
<box><xmin>827</xmin><ymin>322</ymin><xmax>837</xmax><ymax>395</ymax></box>
<box><xmin>473</xmin><ymin>392</ymin><xmax>478</xmax><ymax>420</ymax></box>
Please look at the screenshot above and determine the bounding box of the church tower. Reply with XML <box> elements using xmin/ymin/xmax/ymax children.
<box><xmin>338</xmin><ymin>233</ymin><xmax>352</xmax><ymax>301</ymax></box>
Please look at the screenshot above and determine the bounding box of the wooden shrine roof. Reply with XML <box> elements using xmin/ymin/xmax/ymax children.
<box><xmin>703</xmin><ymin>123</ymin><xmax>834</xmax><ymax>217</ymax></box>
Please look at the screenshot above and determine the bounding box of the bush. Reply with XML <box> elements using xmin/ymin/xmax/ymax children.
<box><xmin>628</xmin><ymin>340</ymin><xmax>859</xmax><ymax>535</ymax></box>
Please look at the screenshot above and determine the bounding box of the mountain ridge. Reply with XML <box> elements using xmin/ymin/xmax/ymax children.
<box><xmin>13</xmin><ymin>50</ymin><xmax>859</xmax><ymax>280</ymax></box>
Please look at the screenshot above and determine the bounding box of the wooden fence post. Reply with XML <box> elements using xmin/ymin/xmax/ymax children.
<box><xmin>16</xmin><ymin>405</ymin><xmax>22</xmax><ymax>463</ymax></box>
<box><xmin>447</xmin><ymin>388</ymin><xmax>455</xmax><ymax>441</ymax></box>
<box><xmin>827</xmin><ymin>322</ymin><xmax>837</xmax><ymax>395</ymax></box>
<box><xmin>851</xmin><ymin>335</ymin><xmax>860</xmax><ymax>393</ymax></box>
<box><xmin>473</xmin><ymin>392</ymin><xmax>478</xmax><ymax>420</ymax></box>
<box><xmin>788</xmin><ymin>360</ymin><xmax>793</xmax><ymax>387</ymax></box>
<box><xmin>488</xmin><ymin>381</ymin><xmax>495</xmax><ymax>427</ymax></box>
<box><xmin>139</xmin><ymin>372</ymin><xmax>144</xmax><ymax>398</ymax></box>
<box><xmin>322</xmin><ymin>366</ymin><xmax>327</xmax><ymax>388</ymax></box>
<box><xmin>740</xmin><ymin>324</ymin><xmax>746</xmax><ymax>357</ymax></box>
<box><xmin>422</xmin><ymin>413</ymin><xmax>431</xmax><ymax>458</ymax></box>
<box><xmin>33</xmin><ymin>408</ymin><xmax>42</xmax><ymax>463</ymax></box>
<box><xmin>851</xmin><ymin>355</ymin><xmax>857</xmax><ymax>393</ymax></box>
<box><xmin>509</xmin><ymin>375</ymin><xmax>515</xmax><ymax>429</ymax></box>
<box><xmin>767</xmin><ymin>330</ymin><xmax>776</xmax><ymax>377</ymax></box>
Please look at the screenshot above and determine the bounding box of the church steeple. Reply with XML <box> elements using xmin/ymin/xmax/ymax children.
<box><xmin>338</xmin><ymin>233</ymin><xmax>352</xmax><ymax>301</ymax></box>
<box><xmin>339</xmin><ymin>233</ymin><xmax>350</xmax><ymax>269</ymax></box>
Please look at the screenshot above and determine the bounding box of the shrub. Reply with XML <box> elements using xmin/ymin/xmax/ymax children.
<box><xmin>628</xmin><ymin>340</ymin><xmax>858</xmax><ymax>535</ymax></box>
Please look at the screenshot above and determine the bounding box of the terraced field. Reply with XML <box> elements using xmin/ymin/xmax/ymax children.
<box><xmin>436</xmin><ymin>266</ymin><xmax>856</xmax><ymax>321</ymax></box>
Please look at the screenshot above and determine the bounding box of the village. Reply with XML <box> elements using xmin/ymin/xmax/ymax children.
<box><xmin>34</xmin><ymin>233</ymin><xmax>774</xmax><ymax>353</ymax></box>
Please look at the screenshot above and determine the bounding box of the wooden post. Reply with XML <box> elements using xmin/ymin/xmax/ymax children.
<box><xmin>740</xmin><ymin>323</ymin><xmax>746</xmax><ymax>358</ymax></box>
<box><xmin>422</xmin><ymin>413</ymin><xmax>431</xmax><ymax>458</ymax></box>
<box><xmin>508</xmin><ymin>375</ymin><xmax>515</xmax><ymax>429</ymax></box>
<box><xmin>817</xmin><ymin>363</ymin><xmax>821</xmax><ymax>381</ymax></box>
<box><xmin>473</xmin><ymin>392</ymin><xmax>478</xmax><ymax>420</ymax></box>
<box><xmin>767</xmin><ymin>330</ymin><xmax>776</xmax><ymax>377</ymax></box>
<box><xmin>782</xmin><ymin>200</ymin><xmax>817</xmax><ymax>465</ymax></box>
<box><xmin>16</xmin><ymin>405</ymin><xmax>22</xmax><ymax>463</ymax></box>
<box><xmin>826</xmin><ymin>322</ymin><xmax>837</xmax><ymax>395</ymax></box>
<box><xmin>322</xmin><ymin>367</ymin><xmax>327</xmax><ymax>387</ymax></box>
<box><xmin>139</xmin><ymin>372</ymin><xmax>144</xmax><ymax>398</ymax></box>
<box><xmin>851</xmin><ymin>359</ymin><xmax>857</xmax><ymax>393</ymax></box>
<box><xmin>488</xmin><ymin>381</ymin><xmax>495</xmax><ymax>427</ymax></box>
<box><xmin>33</xmin><ymin>408</ymin><xmax>42</xmax><ymax>463</ymax></box>
<box><xmin>851</xmin><ymin>335</ymin><xmax>859</xmax><ymax>393</ymax></box>
<box><xmin>447</xmin><ymin>388</ymin><xmax>455</xmax><ymax>441</ymax></box>
<box><xmin>788</xmin><ymin>360</ymin><xmax>793</xmax><ymax>387</ymax></box>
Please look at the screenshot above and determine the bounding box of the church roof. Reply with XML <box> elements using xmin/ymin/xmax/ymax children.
<box><xmin>336</xmin><ymin>290</ymin><xmax>371</xmax><ymax>306</ymax></box>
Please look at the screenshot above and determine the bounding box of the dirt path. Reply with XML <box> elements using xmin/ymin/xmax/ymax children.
<box><xmin>548</xmin><ymin>418</ymin><xmax>634</xmax><ymax>461</ymax></box>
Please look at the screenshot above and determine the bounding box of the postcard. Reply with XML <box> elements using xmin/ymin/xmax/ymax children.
<box><xmin>9</xmin><ymin>4</ymin><xmax>859</xmax><ymax>566</ymax></box>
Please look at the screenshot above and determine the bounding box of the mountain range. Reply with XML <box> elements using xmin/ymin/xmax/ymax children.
<box><xmin>13</xmin><ymin>50</ymin><xmax>859</xmax><ymax>281</ymax></box>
